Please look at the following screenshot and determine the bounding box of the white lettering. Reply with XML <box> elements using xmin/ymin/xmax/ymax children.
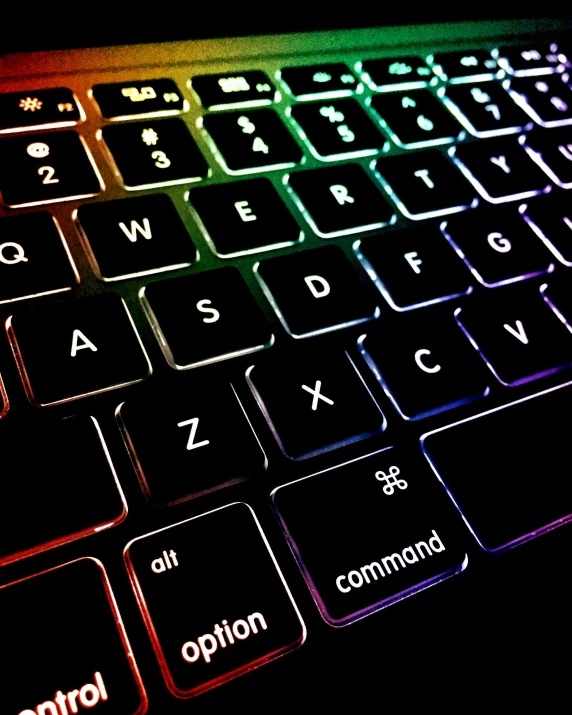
<box><xmin>413</xmin><ymin>169</ymin><xmax>434</xmax><ymax>189</ymax></box>
<box><xmin>487</xmin><ymin>232</ymin><xmax>511</xmax><ymax>253</ymax></box>
<box><xmin>490</xmin><ymin>155</ymin><xmax>511</xmax><ymax>174</ymax></box>
<box><xmin>503</xmin><ymin>320</ymin><xmax>528</xmax><ymax>345</ymax></box>
<box><xmin>304</xmin><ymin>275</ymin><xmax>330</xmax><ymax>298</ymax></box>
<box><xmin>336</xmin><ymin>575</ymin><xmax>351</xmax><ymax>593</ymax></box>
<box><xmin>330</xmin><ymin>184</ymin><xmax>354</xmax><ymax>205</ymax></box>
<box><xmin>429</xmin><ymin>529</ymin><xmax>446</xmax><ymax>552</ymax></box>
<box><xmin>118</xmin><ymin>218</ymin><xmax>152</xmax><ymax>243</ymax></box>
<box><xmin>232</xmin><ymin>619</ymin><xmax>250</xmax><ymax>640</ymax></box>
<box><xmin>196</xmin><ymin>299</ymin><xmax>220</xmax><ymax>324</ymax></box>
<box><xmin>234</xmin><ymin>200</ymin><xmax>257</xmax><ymax>222</ymax></box>
<box><xmin>414</xmin><ymin>349</ymin><xmax>441</xmax><ymax>374</ymax></box>
<box><xmin>301</xmin><ymin>380</ymin><xmax>334</xmax><ymax>410</ymax></box>
<box><xmin>70</xmin><ymin>329</ymin><xmax>97</xmax><ymax>357</ymax></box>
<box><xmin>404</xmin><ymin>251</ymin><xmax>423</xmax><ymax>274</ymax></box>
<box><xmin>182</xmin><ymin>641</ymin><xmax>200</xmax><ymax>662</ymax></box>
<box><xmin>182</xmin><ymin>613</ymin><xmax>267</xmax><ymax>665</ymax></box>
<box><xmin>78</xmin><ymin>684</ymin><xmax>99</xmax><ymax>708</ymax></box>
<box><xmin>20</xmin><ymin>674</ymin><xmax>108</xmax><ymax>715</ymax></box>
<box><xmin>177</xmin><ymin>417</ymin><xmax>210</xmax><ymax>451</ymax></box>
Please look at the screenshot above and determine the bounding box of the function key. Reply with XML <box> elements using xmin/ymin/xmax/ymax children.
<box><xmin>92</xmin><ymin>78</ymin><xmax>186</xmax><ymax>119</ymax></box>
<box><xmin>359</xmin><ymin>56</ymin><xmax>434</xmax><ymax>91</ymax></box>
<box><xmin>522</xmin><ymin>126</ymin><xmax>572</xmax><ymax>188</ymax></box>
<box><xmin>496</xmin><ymin>43</ymin><xmax>563</xmax><ymax>75</ymax></box>
<box><xmin>507</xmin><ymin>75</ymin><xmax>572</xmax><ymax>127</ymax></box>
<box><xmin>428</xmin><ymin>50</ymin><xmax>499</xmax><ymax>82</ymax></box>
<box><xmin>0</xmin><ymin>131</ymin><xmax>102</xmax><ymax>207</ymax></box>
<box><xmin>0</xmin><ymin>88</ymin><xmax>83</xmax><ymax>133</ymax></box>
<box><xmin>279</xmin><ymin>63</ymin><xmax>357</xmax><ymax>98</ymax></box>
<box><xmin>190</xmin><ymin>71</ymin><xmax>276</xmax><ymax>110</ymax></box>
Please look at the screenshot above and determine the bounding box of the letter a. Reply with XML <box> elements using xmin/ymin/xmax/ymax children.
<box><xmin>70</xmin><ymin>329</ymin><xmax>98</xmax><ymax>357</ymax></box>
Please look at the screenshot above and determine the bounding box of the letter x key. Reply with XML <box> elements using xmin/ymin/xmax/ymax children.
<box><xmin>301</xmin><ymin>380</ymin><xmax>335</xmax><ymax>410</ymax></box>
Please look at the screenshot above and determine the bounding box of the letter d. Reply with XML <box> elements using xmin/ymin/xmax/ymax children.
<box><xmin>429</xmin><ymin>529</ymin><xmax>446</xmax><ymax>553</ymax></box>
<box><xmin>304</xmin><ymin>275</ymin><xmax>330</xmax><ymax>298</ymax></box>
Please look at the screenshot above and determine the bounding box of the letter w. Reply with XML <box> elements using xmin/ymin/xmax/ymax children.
<box><xmin>118</xmin><ymin>218</ymin><xmax>152</xmax><ymax>242</ymax></box>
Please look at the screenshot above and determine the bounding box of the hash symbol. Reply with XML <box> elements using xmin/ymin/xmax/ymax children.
<box><xmin>375</xmin><ymin>465</ymin><xmax>408</xmax><ymax>495</ymax></box>
<box><xmin>19</xmin><ymin>97</ymin><xmax>43</xmax><ymax>112</ymax></box>
<box><xmin>141</xmin><ymin>128</ymin><xmax>159</xmax><ymax>146</ymax></box>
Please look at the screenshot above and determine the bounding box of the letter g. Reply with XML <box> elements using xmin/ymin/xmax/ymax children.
<box><xmin>336</xmin><ymin>575</ymin><xmax>351</xmax><ymax>593</ymax></box>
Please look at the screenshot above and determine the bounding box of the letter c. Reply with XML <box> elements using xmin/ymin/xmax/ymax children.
<box><xmin>414</xmin><ymin>349</ymin><xmax>441</xmax><ymax>374</ymax></box>
<box><xmin>336</xmin><ymin>575</ymin><xmax>351</xmax><ymax>593</ymax></box>
<box><xmin>487</xmin><ymin>232</ymin><xmax>511</xmax><ymax>253</ymax></box>
<box><xmin>182</xmin><ymin>641</ymin><xmax>200</xmax><ymax>662</ymax></box>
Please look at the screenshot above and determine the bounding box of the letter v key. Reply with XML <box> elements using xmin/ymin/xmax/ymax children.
<box><xmin>503</xmin><ymin>320</ymin><xmax>528</xmax><ymax>345</ymax></box>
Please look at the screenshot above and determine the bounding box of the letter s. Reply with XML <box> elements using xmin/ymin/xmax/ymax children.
<box><xmin>336</xmin><ymin>575</ymin><xmax>351</xmax><ymax>593</ymax></box>
<box><xmin>196</xmin><ymin>299</ymin><xmax>220</xmax><ymax>324</ymax></box>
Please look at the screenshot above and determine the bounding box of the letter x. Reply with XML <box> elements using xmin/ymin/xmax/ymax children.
<box><xmin>301</xmin><ymin>380</ymin><xmax>334</xmax><ymax>410</ymax></box>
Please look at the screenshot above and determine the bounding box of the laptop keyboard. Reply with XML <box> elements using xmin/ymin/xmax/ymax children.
<box><xmin>2</xmin><ymin>27</ymin><xmax>572</xmax><ymax>712</ymax></box>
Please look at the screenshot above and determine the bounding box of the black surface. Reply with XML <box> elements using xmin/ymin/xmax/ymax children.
<box><xmin>190</xmin><ymin>71</ymin><xmax>275</xmax><ymax>109</ymax></box>
<box><xmin>92</xmin><ymin>79</ymin><xmax>185</xmax><ymax>118</ymax></box>
<box><xmin>431</xmin><ymin>49</ymin><xmax>499</xmax><ymax>80</ymax></box>
<box><xmin>280</xmin><ymin>63</ymin><xmax>357</xmax><ymax>97</ymax></box>
<box><xmin>0</xmin><ymin>88</ymin><xmax>81</xmax><ymax>131</ymax></box>
<box><xmin>361</xmin><ymin>56</ymin><xmax>434</xmax><ymax>88</ymax></box>
<box><xmin>445</xmin><ymin>81</ymin><xmax>531</xmax><ymax>133</ymax></box>
<box><xmin>497</xmin><ymin>43</ymin><xmax>562</xmax><ymax>74</ymax></box>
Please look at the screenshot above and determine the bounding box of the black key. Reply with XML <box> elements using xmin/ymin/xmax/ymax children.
<box><xmin>255</xmin><ymin>245</ymin><xmax>379</xmax><ymax>337</ymax></box>
<box><xmin>521</xmin><ymin>193</ymin><xmax>572</xmax><ymax>265</ymax></box>
<box><xmin>290</xmin><ymin>99</ymin><xmax>383</xmax><ymax>157</ymax></box>
<box><xmin>76</xmin><ymin>194</ymin><xmax>196</xmax><ymax>280</ymax></box>
<box><xmin>125</xmin><ymin>503</ymin><xmax>305</xmax><ymax>698</ymax></box>
<box><xmin>190</xmin><ymin>71</ymin><xmax>276</xmax><ymax>109</ymax></box>
<box><xmin>142</xmin><ymin>267</ymin><xmax>272</xmax><ymax>368</ymax></box>
<box><xmin>442</xmin><ymin>207</ymin><xmax>553</xmax><ymax>287</ymax></box>
<box><xmin>356</xmin><ymin>225</ymin><xmax>471</xmax><ymax>310</ymax></box>
<box><xmin>279</xmin><ymin>63</ymin><xmax>357</xmax><ymax>98</ymax></box>
<box><xmin>507</xmin><ymin>74</ymin><xmax>572</xmax><ymax>127</ymax></box>
<box><xmin>201</xmin><ymin>109</ymin><xmax>302</xmax><ymax>173</ymax></box>
<box><xmin>287</xmin><ymin>164</ymin><xmax>394</xmax><ymax>237</ymax></box>
<box><xmin>444</xmin><ymin>82</ymin><xmax>532</xmax><ymax>137</ymax></box>
<box><xmin>0</xmin><ymin>87</ymin><xmax>82</xmax><ymax>133</ymax></box>
<box><xmin>2</xmin><ymin>558</ymin><xmax>146</xmax><ymax>714</ymax></box>
<box><xmin>272</xmin><ymin>447</ymin><xmax>467</xmax><ymax>625</ymax></box>
<box><xmin>429</xmin><ymin>50</ymin><xmax>499</xmax><ymax>82</ymax></box>
<box><xmin>188</xmin><ymin>178</ymin><xmax>302</xmax><ymax>257</ymax></box>
<box><xmin>541</xmin><ymin>272</ymin><xmax>572</xmax><ymax>325</ymax></box>
<box><xmin>92</xmin><ymin>78</ymin><xmax>186</xmax><ymax>118</ymax></box>
<box><xmin>370</xmin><ymin>90</ymin><xmax>462</xmax><ymax>148</ymax></box>
<box><xmin>359</xmin><ymin>311</ymin><xmax>489</xmax><ymax>420</ymax></box>
<box><xmin>360</xmin><ymin>56</ymin><xmax>434</xmax><ymax>90</ymax></box>
<box><xmin>375</xmin><ymin>150</ymin><xmax>476</xmax><ymax>219</ymax></box>
<box><xmin>102</xmin><ymin>118</ymin><xmax>209</xmax><ymax>189</ymax></box>
<box><xmin>522</xmin><ymin>126</ymin><xmax>572</xmax><ymax>187</ymax></box>
<box><xmin>8</xmin><ymin>294</ymin><xmax>150</xmax><ymax>405</ymax></box>
<box><xmin>118</xmin><ymin>380</ymin><xmax>265</xmax><ymax>506</ymax></box>
<box><xmin>455</xmin><ymin>284</ymin><xmax>572</xmax><ymax>386</ymax></box>
<box><xmin>451</xmin><ymin>137</ymin><xmax>551</xmax><ymax>203</ymax></box>
<box><xmin>422</xmin><ymin>383</ymin><xmax>572</xmax><ymax>551</ymax></box>
<box><xmin>0</xmin><ymin>212</ymin><xmax>77</xmax><ymax>302</ymax></box>
<box><xmin>0</xmin><ymin>415</ymin><xmax>125</xmax><ymax>565</ymax></box>
<box><xmin>0</xmin><ymin>131</ymin><xmax>102</xmax><ymax>207</ymax></box>
<box><xmin>497</xmin><ymin>44</ymin><xmax>563</xmax><ymax>75</ymax></box>
<box><xmin>247</xmin><ymin>349</ymin><xmax>385</xmax><ymax>459</ymax></box>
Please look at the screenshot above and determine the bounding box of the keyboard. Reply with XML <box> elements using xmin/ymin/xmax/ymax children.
<box><xmin>2</xmin><ymin>17</ymin><xmax>572</xmax><ymax>713</ymax></box>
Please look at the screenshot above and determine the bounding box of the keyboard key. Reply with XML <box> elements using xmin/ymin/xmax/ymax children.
<box><xmin>0</xmin><ymin>212</ymin><xmax>77</xmax><ymax>302</ymax></box>
<box><xmin>541</xmin><ymin>272</ymin><xmax>572</xmax><ymax>324</ymax></box>
<box><xmin>247</xmin><ymin>349</ymin><xmax>385</xmax><ymax>459</ymax></box>
<box><xmin>359</xmin><ymin>56</ymin><xmax>434</xmax><ymax>90</ymax></box>
<box><xmin>451</xmin><ymin>137</ymin><xmax>551</xmax><ymax>202</ymax></box>
<box><xmin>522</xmin><ymin>126</ymin><xmax>572</xmax><ymax>187</ymax></box>
<box><xmin>375</xmin><ymin>150</ymin><xmax>476</xmax><ymax>219</ymax></box>
<box><xmin>356</xmin><ymin>225</ymin><xmax>471</xmax><ymax>310</ymax></box>
<box><xmin>359</xmin><ymin>310</ymin><xmax>489</xmax><ymax>420</ymax></box>
<box><xmin>442</xmin><ymin>207</ymin><xmax>553</xmax><ymax>287</ymax></box>
<box><xmin>0</xmin><ymin>87</ymin><xmax>83</xmax><ymax>133</ymax></box>
<box><xmin>521</xmin><ymin>193</ymin><xmax>572</xmax><ymax>265</ymax></box>
<box><xmin>201</xmin><ymin>109</ymin><xmax>302</xmax><ymax>173</ymax></box>
<box><xmin>370</xmin><ymin>90</ymin><xmax>463</xmax><ymax>148</ymax></box>
<box><xmin>497</xmin><ymin>44</ymin><xmax>563</xmax><ymax>76</ymax></box>
<box><xmin>507</xmin><ymin>75</ymin><xmax>572</xmax><ymax>127</ymax></box>
<box><xmin>0</xmin><ymin>131</ymin><xmax>102</xmax><ymax>207</ymax></box>
<box><xmin>118</xmin><ymin>380</ymin><xmax>265</xmax><ymax>505</ymax></box>
<box><xmin>287</xmin><ymin>164</ymin><xmax>394</xmax><ymax>237</ymax></box>
<box><xmin>455</xmin><ymin>284</ymin><xmax>572</xmax><ymax>386</ymax></box>
<box><xmin>279</xmin><ymin>63</ymin><xmax>357</xmax><ymax>98</ymax></box>
<box><xmin>142</xmin><ymin>267</ymin><xmax>272</xmax><ymax>368</ymax></box>
<box><xmin>188</xmin><ymin>178</ymin><xmax>302</xmax><ymax>257</ymax></box>
<box><xmin>272</xmin><ymin>447</ymin><xmax>467</xmax><ymax>625</ymax></box>
<box><xmin>190</xmin><ymin>71</ymin><xmax>276</xmax><ymax>109</ymax></box>
<box><xmin>125</xmin><ymin>503</ymin><xmax>305</xmax><ymax>698</ymax></box>
<box><xmin>76</xmin><ymin>194</ymin><xmax>196</xmax><ymax>280</ymax></box>
<box><xmin>1</xmin><ymin>558</ymin><xmax>146</xmax><ymax>714</ymax></box>
<box><xmin>8</xmin><ymin>294</ymin><xmax>150</xmax><ymax>405</ymax></box>
<box><xmin>422</xmin><ymin>383</ymin><xmax>572</xmax><ymax>551</ymax></box>
<box><xmin>428</xmin><ymin>50</ymin><xmax>499</xmax><ymax>82</ymax></box>
<box><xmin>255</xmin><ymin>245</ymin><xmax>379</xmax><ymax>337</ymax></box>
<box><xmin>92</xmin><ymin>78</ymin><xmax>186</xmax><ymax>118</ymax></box>
<box><xmin>290</xmin><ymin>99</ymin><xmax>383</xmax><ymax>157</ymax></box>
<box><xmin>102</xmin><ymin>118</ymin><xmax>209</xmax><ymax>189</ymax></box>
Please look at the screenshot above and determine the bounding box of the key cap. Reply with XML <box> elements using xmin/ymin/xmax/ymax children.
<box><xmin>125</xmin><ymin>503</ymin><xmax>305</xmax><ymax>698</ymax></box>
<box><xmin>507</xmin><ymin>74</ymin><xmax>572</xmax><ymax>127</ymax></box>
<box><xmin>359</xmin><ymin>310</ymin><xmax>489</xmax><ymax>419</ymax></box>
<box><xmin>76</xmin><ymin>194</ymin><xmax>196</xmax><ymax>280</ymax></box>
<box><xmin>2</xmin><ymin>558</ymin><xmax>146</xmax><ymax>714</ymax></box>
<box><xmin>355</xmin><ymin>224</ymin><xmax>471</xmax><ymax>310</ymax></box>
<box><xmin>201</xmin><ymin>109</ymin><xmax>302</xmax><ymax>173</ymax></box>
<box><xmin>451</xmin><ymin>137</ymin><xmax>551</xmax><ymax>202</ymax></box>
<box><xmin>370</xmin><ymin>89</ymin><xmax>463</xmax><ymax>148</ymax></box>
<box><xmin>255</xmin><ymin>245</ymin><xmax>379</xmax><ymax>337</ymax></box>
<box><xmin>522</xmin><ymin>126</ymin><xmax>572</xmax><ymax>187</ymax></box>
<box><xmin>247</xmin><ymin>349</ymin><xmax>385</xmax><ymax>459</ymax></box>
<box><xmin>541</xmin><ymin>271</ymin><xmax>572</xmax><ymax>324</ymax></box>
<box><xmin>429</xmin><ymin>50</ymin><xmax>499</xmax><ymax>82</ymax></box>
<box><xmin>0</xmin><ymin>87</ymin><xmax>83</xmax><ymax>133</ymax></box>
<box><xmin>442</xmin><ymin>207</ymin><xmax>553</xmax><ymax>287</ymax></box>
<box><xmin>187</xmin><ymin>178</ymin><xmax>302</xmax><ymax>257</ymax></box>
<box><xmin>190</xmin><ymin>71</ymin><xmax>276</xmax><ymax>109</ymax></box>
<box><xmin>101</xmin><ymin>118</ymin><xmax>209</xmax><ymax>189</ymax></box>
<box><xmin>142</xmin><ymin>267</ymin><xmax>272</xmax><ymax>368</ymax></box>
<box><xmin>290</xmin><ymin>99</ymin><xmax>383</xmax><ymax>157</ymax></box>
<box><xmin>0</xmin><ymin>415</ymin><xmax>126</xmax><ymax>565</ymax></box>
<box><xmin>0</xmin><ymin>212</ymin><xmax>77</xmax><ymax>302</ymax></box>
<box><xmin>0</xmin><ymin>131</ymin><xmax>102</xmax><ymax>207</ymax></box>
<box><xmin>8</xmin><ymin>294</ymin><xmax>150</xmax><ymax>405</ymax></box>
<box><xmin>443</xmin><ymin>82</ymin><xmax>532</xmax><ymax>137</ymax></box>
<box><xmin>375</xmin><ymin>150</ymin><xmax>476</xmax><ymax>219</ymax></box>
<box><xmin>422</xmin><ymin>382</ymin><xmax>572</xmax><ymax>551</ymax></box>
<box><xmin>455</xmin><ymin>284</ymin><xmax>572</xmax><ymax>386</ymax></box>
<box><xmin>279</xmin><ymin>63</ymin><xmax>357</xmax><ymax>98</ymax></box>
<box><xmin>272</xmin><ymin>447</ymin><xmax>467</xmax><ymax>625</ymax></box>
<box><xmin>286</xmin><ymin>163</ymin><xmax>394</xmax><ymax>237</ymax></box>
<box><xmin>521</xmin><ymin>193</ymin><xmax>572</xmax><ymax>265</ymax></box>
<box><xmin>92</xmin><ymin>78</ymin><xmax>186</xmax><ymax>118</ymax></box>
<box><xmin>497</xmin><ymin>43</ymin><xmax>563</xmax><ymax>76</ymax></box>
<box><xmin>359</xmin><ymin>56</ymin><xmax>434</xmax><ymax>90</ymax></box>
<box><xmin>118</xmin><ymin>380</ymin><xmax>265</xmax><ymax>505</ymax></box>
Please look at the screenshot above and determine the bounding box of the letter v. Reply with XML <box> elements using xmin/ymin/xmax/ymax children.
<box><xmin>503</xmin><ymin>320</ymin><xmax>528</xmax><ymax>345</ymax></box>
